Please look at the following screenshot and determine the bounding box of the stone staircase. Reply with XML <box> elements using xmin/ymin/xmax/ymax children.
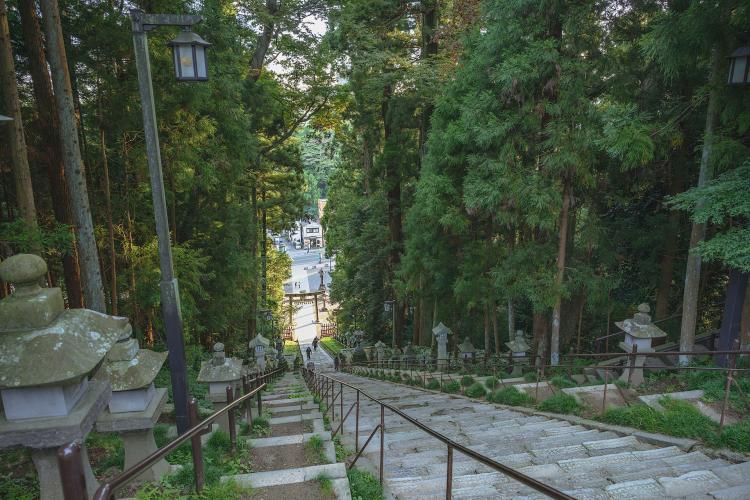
<box><xmin>220</xmin><ymin>371</ymin><xmax>352</xmax><ymax>498</ymax></box>
<box><xmin>322</xmin><ymin>372</ymin><xmax>750</xmax><ymax>499</ymax></box>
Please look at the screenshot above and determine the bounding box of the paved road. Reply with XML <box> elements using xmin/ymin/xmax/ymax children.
<box><xmin>283</xmin><ymin>238</ymin><xmax>335</xmax><ymax>372</ymax></box>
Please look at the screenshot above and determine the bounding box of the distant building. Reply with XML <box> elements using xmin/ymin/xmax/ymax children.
<box><xmin>302</xmin><ymin>221</ymin><xmax>323</xmax><ymax>248</ymax></box>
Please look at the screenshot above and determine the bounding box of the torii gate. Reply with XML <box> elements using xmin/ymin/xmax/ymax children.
<box><xmin>285</xmin><ymin>290</ymin><xmax>325</xmax><ymax>326</ymax></box>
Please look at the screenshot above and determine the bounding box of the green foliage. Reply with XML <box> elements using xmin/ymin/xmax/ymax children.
<box><xmin>0</xmin><ymin>448</ymin><xmax>38</xmax><ymax>500</ymax></box>
<box><xmin>347</xmin><ymin>468</ymin><xmax>384</xmax><ymax>500</ymax></box>
<box><xmin>489</xmin><ymin>387</ymin><xmax>534</xmax><ymax>407</ymax></box>
<box><xmin>550</xmin><ymin>376</ymin><xmax>577</xmax><ymax>389</ymax></box>
<box><xmin>465</xmin><ymin>382</ymin><xmax>487</xmax><ymax>399</ymax></box>
<box><xmin>485</xmin><ymin>377</ymin><xmax>499</xmax><ymax>390</ymax></box>
<box><xmin>85</xmin><ymin>432</ymin><xmax>124</xmax><ymax>475</ymax></box>
<box><xmin>537</xmin><ymin>394</ymin><xmax>582</xmax><ymax>415</ymax></box>
<box><xmin>317</xmin><ymin>473</ymin><xmax>334</xmax><ymax>496</ymax></box>
<box><xmin>426</xmin><ymin>378</ymin><xmax>441</xmax><ymax>390</ymax></box>
<box><xmin>306</xmin><ymin>435</ymin><xmax>329</xmax><ymax>464</ymax></box>
<box><xmin>441</xmin><ymin>380</ymin><xmax>461</xmax><ymax>394</ymax></box>
<box><xmin>460</xmin><ymin>375</ymin><xmax>475</xmax><ymax>387</ymax></box>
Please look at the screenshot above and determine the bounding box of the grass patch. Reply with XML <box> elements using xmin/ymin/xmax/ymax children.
<box><xmin>320</xmin><ymin>338</ymin><xmax>345</xmax><ymax>356</ymax></box>
<box><xmin>85</xmin><ymin>431</ymin><xmax>124</xmax><ymax>475</ymax></box>
<box><xmin>460</xmin><ymin>375</ymin><xmax>475</xmax><ymax>387</ymax></box>
<box><xmin>244</xmin><ymin>416</ymin><xmax>271</xmax><ymax>438</ymax></box>
<box><xmin>0</xmin><ymin>448</ymin><xmax>38</xmax><ymax>500</ymax></box>
<box><xmin>333</xmin><ymin>436</ymin><xmax>350</xmax><ymax>462</ymax></box>
<box><xmin>537</xmin><ymin>393</ymin><xmax>582</xmax><ymax>415</ymax></box>
<box><xmin>441</xmin><ymin>380</ymin><xmax>461</xmax><ymax>394</ymax></box>
<box><xmin>306</xmin><ymin>435</ymin><xmax>329</xmax><ymax>463</ymax></box>
<box><xmin>426</xmin><ymin>378</ymin><xmax>440</xmax><ymax>390</ymax></box>
<box><xmin>317</xmin><ymin>473</ymin><xmax>334</xmax><ymax>496</ymax></box>
<box><xmin>485</xmin><ymin>376</ymin><xmax>499</xmax><ymax>390</ymax></box>
<box><xmin>549</xmin><ymin>375</ymin><xmax>576</xmax><ymax>389</ymax></box>
<box><xmin>489</xmin><ymin>386</ymin><xmax>533</xmax><ymax>406</ymax></box>
<box><xmin>347</xmin><ymin>468</ymin><xmax>384</xmax><ymax>500</ymax></box>
<box><xmin>523</xmin><ymin>372</ymin><xmax>538</xmax><ymax>382</ymax></box>
<box><xmin>465</xmin><ymin>382</ymin><xmax>487</xmax><ymax>399</ymax></box>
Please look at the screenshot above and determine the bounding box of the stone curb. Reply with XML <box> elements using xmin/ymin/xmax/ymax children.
<box><xmin>221</xmin><ymin>462</ymin><xmax>347</xmax><ymax>488</ymax></box>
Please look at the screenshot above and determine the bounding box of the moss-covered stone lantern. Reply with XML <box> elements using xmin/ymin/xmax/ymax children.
<box><xmin>248</xmin><ymin>333</ymin><xmax>270</xmax><ymax>372</ymax></box>
<box><xmin>433</xmin><ymin>322</ymin><xmax>452</xmax><ymax>370</ymax></box>
<box><xmin>616</xmin><ymin>303</ymin><xmax>666</xmax><ymax>385</ymax></box>
<box><xmin>506</xmin><ymin>330</ymin><xmax>531</xmax><ymax>377</ymax></box>
<box><xmin>94</xmin><ymin>329</ymin><xmax>169</xmax><ymax>482</ymax></box>
<box><xmin>0</xmin><ymin>254</ymin><xmax>125</xmax><ymax>498</ymax></box>
<box><xmin>374</xmin><ymin>340</ymin><xmax>387</xmax><ymax>365</ymax></box>
<box><xmin>196</xmin><ymin>343</ymin><xmax>243</xmax><ymax>433</ymax></box>
<box><xmin>458</xmin><ymin>337</ymin><xmax>476</xmax><ymax>361</ymax></box>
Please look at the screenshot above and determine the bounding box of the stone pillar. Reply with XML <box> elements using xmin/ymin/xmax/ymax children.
<box><xmin>32</xmin><ymin>446</ymin><xmax>99</xmax><ymax>500</ymax></box>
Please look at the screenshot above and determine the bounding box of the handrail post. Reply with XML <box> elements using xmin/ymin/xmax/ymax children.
<box><xmin>627</xmin><ymin>344</ymin><xmax>638</xmax><ymax>385</ymax></box>
<box><xmin>602</xmin><ymin>368</ymin><xmax>609</xmax><ymax>415</ymax></box>
<box><xmin>257</xmin><ymin>389</ymin><xmax>263</xmax><ymax>419</ymax></box>
<box><xmin>340</xmin><ymin>381</ymin><xmax>344</xmax><ymax>424</ymax></box>
<box><xmin>243</xmin><ymin>375</ymin><xmax>253</xmax><ymax>427</ymax></box>
<box><xmin>58</xmin><ymin>442</ymin><xmax>87</xmax><ymax>500</ymax></box>
<box><xmin>189</xmin><ymin>397</ymin><xmax>205</xmax><ymax>493</ymax></box>
<box><xmin>355</xmin><ymin>389</ymin><xmax>360</xmax><ymax>453</ymax></box>
<box><xmin>379</xmin><ymin>403</ymin><xmax>385</xmax><ymax>484</ymax></box>
<box><xmin>226</xmin><ymin>386</ymin><xmax>236</xmax><ymax>453</ymax></box>
<box><xmin>446</xmin><ymin>444</ymin><xmax>453</xmax><ymax>500</ymax></box>
<box><xmin>720</xmin><ymin>348</ymin><xmax>738</xmax><ymax>431</ymax></box>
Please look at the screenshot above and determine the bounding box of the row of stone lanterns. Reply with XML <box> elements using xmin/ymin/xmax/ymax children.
<box><xmin>0</xmin><ymin>254</ymin><xmax>169</xmax><ymax>497</ymax></box>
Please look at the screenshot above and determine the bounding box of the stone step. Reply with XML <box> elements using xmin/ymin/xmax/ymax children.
<box><xmin>221</xmin><ymin>463</ymin><xmax>350</xmax><ymax>497</ymax></box>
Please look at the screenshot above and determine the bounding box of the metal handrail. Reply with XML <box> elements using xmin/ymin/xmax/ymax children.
<box><xmin>58</xmin><ymin>367</ymin><xmax>284</xmax><ymax>500</ymax></box>
<box><xmin>301</xmin><ymin>367</ymin><xmax>573</xmax><ymax>499</ymax></box>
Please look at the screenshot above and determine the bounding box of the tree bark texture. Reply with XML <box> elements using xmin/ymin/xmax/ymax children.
<box><xmin>40</xmin><ymin>0</ymin><xmax>106</xmax><ymax>312</ymax></box>
<box><xmin>550</xmin><ymin>180</ymin><xmax>571</xmax><ymax>365</ymax></box>
<box><xmin>100</xmin><ymin>127</ymin><xmax>117</xmax><ymax>315</ymax></box>
<box><xmin>249</xmin><ymin>0</ymin><xmax>278</xmax><ymax>82</ymax></box>
<box><xmin>679</xmin><ymin>49</ymin><xmax>721</xmax><ymax>363</ymax></box>
<box><xmin>18</xmin><ymin>0</ymin><xmax>83</xmax><ymax>307</ymax></box>
<box><xmin>492</xmin><ymin>302</ymin><xmax>500</xmax><ymax>354</ymax></box>
<box><xmin>0</xmin><ymin>0</ymin><xmax>37</xmax><ymax>226</ymax></box>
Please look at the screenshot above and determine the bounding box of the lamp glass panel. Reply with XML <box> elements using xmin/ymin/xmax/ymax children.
<box><xmin>731</xmin><ymin>56</ymin><xmax>747</xmax><ymax>84</ymax></box>
<box><xmin>178</xmin><ymin>45</ymin><xmax>196</xmax><ymax>79</ymax></box>
<box><xmin>196</xmin><ymin>46</ymin><xmax>207</xmax><ymax>78</ymax></box>
<box><xmin>172</xmin><ymin>47</ymin><xmax>181</xmax><ymax>78</ymax></box>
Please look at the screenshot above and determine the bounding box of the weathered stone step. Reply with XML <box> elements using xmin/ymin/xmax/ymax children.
<box><xmin>221</xmin><ymin>463</ymin><xmax>351</xmax><ymax>498</ymax></box>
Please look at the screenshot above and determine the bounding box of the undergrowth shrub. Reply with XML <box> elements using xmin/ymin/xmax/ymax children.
<box><xmin>537</xmin><ymin>393</ymin><xmax>581</xmax><ymax>415</ymax></box>
<box><xmin>442</xmin><ymin>380</ymin><xmax>461</xmax><ymax>394</ymax></box>
<box><xmin>489</xmin><ymin>387</ymin><xmax>533</xmax><ymax>406</ymax></box>
<box><xmin>465</xmin><ymin>382</ymin><xmax>487</xmax><ymax>399</ymax></box>
<box><xmin>485</xmin><ymin>377</ymin><xmax>499</xmax><ymax>389</ymax></box>
<box><xmin>461</xmin><ymin>375</ymin><xmax>475</xmax><ymax>387</ymax></box>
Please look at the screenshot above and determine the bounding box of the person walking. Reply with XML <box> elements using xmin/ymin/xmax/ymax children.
<box><xmin>334</xmin><ymin>354</ymin><xmax>340</xmax><ymax>371</ymax></box>
<box><xmin>306</xmin><ymin>346</ymin><xmax>312</xmax><ymax>360</ymax></box>
<box><xmin>313</xmin><ymin>337</ymin><xmax>318</xmax><ymax>351</ymax></box>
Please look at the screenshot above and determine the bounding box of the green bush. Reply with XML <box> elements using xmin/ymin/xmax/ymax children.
<box><xmin>489</xmin><ymin>387</ymin><xmax>533</xmax><ymax>406</ymax></box>
<box><xmin>426</xmin><ymin>378</ymin><xmax>440</xmax><ymax>390</ymax></box>
<box><xmin>465</xmin><ymin>382</ymin><xmax>487</xmax><ymax>399</ymax></box>
<box><xmin>485</xmin><ymin>377</ymin><xmax>499</xmax><ymax>389</ymax></box>
<box><xmin>442</xmin><ymin>380</ymin><xmax>461</xmax><ymax>394</ymax></box>
<box><xmin>461</xmin><ymin>375</ymin><xmax>475</xmax><ymax>387</ymax></box>
<box><xmin>537</xmin><ymin>393</ymin><xmax>581</xmax><ymax>415</ymax></box>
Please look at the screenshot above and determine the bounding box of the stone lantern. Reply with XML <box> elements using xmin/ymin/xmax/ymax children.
<box><xmin>94</xmin><ymin>331</ymin><xmax>169</xmax><ymax>482</ymax></box>
<box><xmin>616</xmin><ymin>303</ymin><xmax>666</xmax><ymax>385</ymax></box>
<box><xmin>374</xmin><ymin>340</ymin><xmax>387</xmax><ymax>365</ymax></box>
<box><xmin>266</xmin><ymin>346</ymin><xmax>278</xmax><ymax>370</ymax></box>
<box><xmin>248</xmin><ymin>333</ymin><xmax>270</xmax><ymax>372</ymax></box>
<box><xmin>458</xmin><ymin>337</ymin><xmax>476</xmax><ymax>362</ymax></box>
<box><xmin>506</xmin><ymin>330</ymin><xmax>531</xmax><ymax>377</ymax></box>
<box><xmin>196</xmin><ymin>343</ymin><xmax>243</xmax><ymax>433</ymax></box>
<box><xmin>0</xmin><ymin>254</ymin><xmax>125</xmax><ymax>498</ymax></box>
<box><xmin>432</xmin><ymin>322</ymin><xmax>452</xmax><ymax>370</ymax></box>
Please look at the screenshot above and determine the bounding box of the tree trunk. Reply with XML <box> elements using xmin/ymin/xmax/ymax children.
<box><xmin>740</xmin><ymin>280</ymin><xmax>750</xmax><ymax>351</ymax></box>
<box><xmin>18</xmin><ymin>0</ymin><xmax>83</xmax><ymax>307</ymax></box>
<box><xmin>550</xmin><ymin>180</ymin><xmax>572</xmax><ymax>365</ymax></box>
<box><xmin>655</xmin><ymin>161</ymin><xmax>684</xmax><ymax>321</ymax></box>
<box><xmin>0</xmin><ymin>0</ymin><xmax>37</xmax><ymax>227</ymax></box>
<box><xmin>40</xmin><ymin>0</ymin><xmax>105</xmax><ymax>312</ymax></box>
<box><xmin>483</xmin><ymin>303</ymin><xmax>490</xmax><ymax>353</ymax></box>
<box><xmin>362</xmin><ymin>134</ymin><xmax>372</xmax><ymax>194</ymax></box>
<box><xmin>248</xmin><ymin>182</ymin><xmax>258</xmax><ymax>340</ymax></box>
<box><xmin>507</xmin><ymin>298</ymin><xmax>515</xmax><ymax>345</ymax></box>
<box><xmin>533</xmin><ymin>312</ymin><xmax>548</xmax><ymax>368</ymax></box>
<box><xmin>248</xmin><ymin>0</ymin><xmax>278</xmax><ymax>81</ymax></box>
<box><xmin>679</xmin><ymin>49</ymin><xmax>721</xmax><ymax>364</ymax></box>
<box><xmin>100</xmin><ymin>127</ymin><xmax>117</xmax><ymax>315</ymax></box>
<box><xmin>491</xmin><ymin>303</ymin><xmax>500</xmax><ymax>354</ymax></box>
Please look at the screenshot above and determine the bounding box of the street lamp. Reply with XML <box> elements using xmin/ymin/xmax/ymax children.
<box><xmin>129</xmin><ymin>9</ymin><xmax>210</xmax><ymax>434</ymax></box>
<box><xmin>727</xmin><ymin>47</ymin><xmax>750</xmax><ymax>86</ymax></box>
<box><xmin>168</xmin><ymin>29</ymin><xmax>210</xmax><ymax>81</ymax></box>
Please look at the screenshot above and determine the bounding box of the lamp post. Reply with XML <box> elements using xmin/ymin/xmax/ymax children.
<box><xmin>130</xmin><ymin>9</ymin><xmax>210</xmax><ymax>434</ymax></box>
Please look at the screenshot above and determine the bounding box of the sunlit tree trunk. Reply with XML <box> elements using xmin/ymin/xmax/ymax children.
<box><xmin>0</xmin><ymin>0</ymin><xmax>37</xmax><ymax>228</ymax></box>
<box><xmin>18</xmin><ymin>0</ymin><xmax>83</xmax><ymax>307</ymax></box>
<box><xmin>550</xmin><ymin>180</ymin><xmax>571</xmax><ymax>365</ymax></box>
<box><xmin>40</xmin><ymin>0</ymin><xmax>105</xmax><ymax>312</ymax></box>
